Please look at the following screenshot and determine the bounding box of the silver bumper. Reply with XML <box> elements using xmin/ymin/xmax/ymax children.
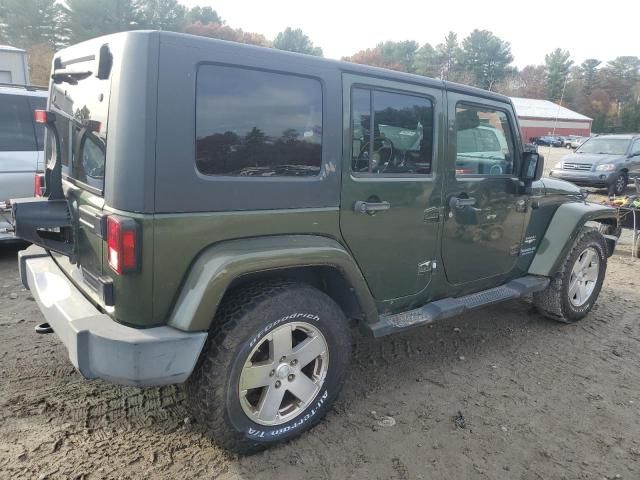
<box><xmin>19</xmin><ymin>245</ymin><xmax>207</xmax><ymax>387</ymax></box>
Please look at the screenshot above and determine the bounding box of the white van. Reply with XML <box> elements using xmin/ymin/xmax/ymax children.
<box><xmin>0</xmin><ymin>84</ymin><xmax>47</xmax><ymax>241</ymax></box>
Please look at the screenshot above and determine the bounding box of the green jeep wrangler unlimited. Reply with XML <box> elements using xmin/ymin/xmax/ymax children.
<box><xmin>13</xmin><ymin>31</ymin><xmax>618</xmax><ymax>453</ymax></box>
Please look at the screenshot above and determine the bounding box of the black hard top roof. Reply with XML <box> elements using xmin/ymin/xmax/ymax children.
<box><xmin>143</xmin><ymin>30</ymin><xmax>512</xmax><ymax>105</ymax></box>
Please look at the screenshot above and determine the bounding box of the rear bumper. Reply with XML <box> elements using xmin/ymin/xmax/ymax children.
<box><xmin>19</xmin><ymin>245</ymin><xmax>207</xmax><ymax>387</ymax></box>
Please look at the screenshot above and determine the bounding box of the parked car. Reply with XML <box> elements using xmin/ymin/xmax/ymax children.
<box><xmin>13</xmin><ymin>31</ymin><xmax>618</xmax><ymax>454</ymax></box>
<box><xmin>567</xmin><ymin>136</ymin><xmax>588</xmax><ymax>149</ymax></box>
<box><xmin>534</xmin><ymin>135</ymin><xmax>563</xmax><ymax>147</ymax></box>
<box><xmin>550</xmin><ymin>134</ymin><xmax>640</xmax><ymax>195</ymax></box>
<box><xmin>0</xmin><ymin>84</ymin><xmax>47</xmax><ymax>241</ymax></box>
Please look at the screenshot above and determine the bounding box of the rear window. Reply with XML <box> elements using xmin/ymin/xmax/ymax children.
<box><xmin>0</xmin><ymin>93</ymin><xmax>37</xmax><ymax>151</ymax></box>
<box><xmin>195</xmin><ymin>65</ymin><xmax>322</xmax><ymax>177</ymax></box>
<box><xmin>49</xmin><ymin>63</ymin><xmax>110</xmax><ymax>193</ymax></box>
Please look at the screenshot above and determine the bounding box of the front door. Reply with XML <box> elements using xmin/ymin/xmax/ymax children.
<box><xmin>441</xmin><ymin>93</ymin><xmax>527</xmax><ymax>286</ymax></box>
<box><xmin>340</xmin><ymin>74</ymin><xmax>443</xmax><ymax>302</ymax></box>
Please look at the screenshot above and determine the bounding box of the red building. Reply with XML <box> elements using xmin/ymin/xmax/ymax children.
<box><xmin>511</xmin><ymin>97</ymin><xmax>592</xmax><ymax>143</ymax></box>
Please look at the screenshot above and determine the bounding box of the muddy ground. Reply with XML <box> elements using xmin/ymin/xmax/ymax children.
<box><xmin>1</xmin><ymin>147</ymin><xmax>639</xmax><ymax>480</ymax></box>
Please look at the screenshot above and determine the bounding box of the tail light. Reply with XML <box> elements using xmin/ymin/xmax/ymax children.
<box><xmin>34</xmin><ymin>110</ymin><xmax>55</xmax><ymax>124</ymax></box>
<box><xmin>106</xmin><ymin>215</ymin><xmax>140</xmax><ymax>274</ymax></box>
<box><xmin>34</xmin><ymin>173</ymin><xmax>44</xmax><ymax>197</ymax></box>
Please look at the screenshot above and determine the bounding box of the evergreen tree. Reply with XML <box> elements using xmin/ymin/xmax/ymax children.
<box><xmin>136</xmin><ymin>0</ymin><xmax>186</xmax><ymax>31</ymax></box>
<box><xmin>63</xmin><ymin>0</ymin><xmax>139</xmax><ymax>44</ymax></box>
<box><xmin>273</xmin><ymin>27</ymin><xmax>322</xmax><ymax>56</ymax></box>
<box><xmin>460</xmin><ymin>29</ymin><xmax>514</xmax><ymax>90</ymax></box>
<box><xmin>0</xmin><ymin>0</ymin><xmax>63</xmax><ymax>48</ymax></box>
<box><xmin>544</xmin><ymin>48</ymin><xmax>573</xmax><ymax>102</ymax></box>
<box><xmin>185</xmin><ymin>6</ymin><xmax>222</xmax><ymax>25</ymax></box>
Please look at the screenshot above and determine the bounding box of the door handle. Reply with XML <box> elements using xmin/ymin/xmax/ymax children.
<box><xmin>354</xmin><ymin>200</ymin><xmax>391</xmax><ymax>214</ymax></box>
<box><xmin>449</xmin><ymin>197</ymin><xmax>476</xmax><ymax>209</ymax></box>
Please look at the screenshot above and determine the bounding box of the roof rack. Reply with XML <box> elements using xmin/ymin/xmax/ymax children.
<box><xmin>0</xmin><ymin>82</ymin><xmax>47</xmax><ymax>91</ymax></box>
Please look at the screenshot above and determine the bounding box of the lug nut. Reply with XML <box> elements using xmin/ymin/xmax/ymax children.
<box><xmin>269</xmin><ymin>370</ymin><xmax>275</xmax><ymax>377</ymax></box>
<box><xmin>290</xmin><ymin>359</ymin><xmax>298</xmax><ymax>366</ymax></box>
<box><xmin>275</xmin><ymin>380</ymin><xmax>281</xmax><ymax>388</ymax></box>
<box><xmin>288</xmin><ymin>374</ymin><xmax>295</xmax><ymax>382</ymax></box>
<box><xmin>280</xmin><ymin>356</ymin><xmax>287</xmax><ymax>362</ymax></box>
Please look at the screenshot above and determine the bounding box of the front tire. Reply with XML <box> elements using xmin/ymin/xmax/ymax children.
<box><xmin>186</xmin><ymin>281</ymin><xmax>351</xmax><ymax>454</ymax></box>
<box><xmin>533</xmin><ymin>228</ymin><xmax>607</xmax><ymax>323</ymax></box>
<box><xmin>609</xmin><ymin>171</ymin><xmax>628</xmax><ymax>196</ymax></box>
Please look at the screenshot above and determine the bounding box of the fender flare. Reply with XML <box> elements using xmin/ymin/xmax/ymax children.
<box><xmin>528</xmin><ymin>202</ymin><xmax>617</xmax><ymax>277</ymax></box>
<box><xmin>167</xmin><ymin>235</ymin><xmax>378</xmax><ymax>331</ymax></box>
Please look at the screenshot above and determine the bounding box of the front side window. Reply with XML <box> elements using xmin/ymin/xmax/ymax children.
<box><xmin>196</xmin><ymin>65</ymin><xmax>322</xmax><ymax>177</ymax></box>
<box><xmin>630</xmin><ymin>140</ymin><xmax>640</xmax><ymax>156</ymax></box>
<box><xmin>351</xmin><ymin>87</ymin><xmax>434</xmax><ymax>175</ymax></box>
<box><xmin>455</xmin><ymin>105</ymin><xmax>515</xmax><ymax>176</ymax></box>
<box><xmin>0</xmin><ymin>94</ymin><xmax>36</xmax><ymax>152</ymax></box>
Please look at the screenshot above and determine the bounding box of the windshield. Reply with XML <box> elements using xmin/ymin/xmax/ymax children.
<box><xmin>576</xmin><ymin>137</ymin><xmax>630</xmax><ymax>155</ymax></box>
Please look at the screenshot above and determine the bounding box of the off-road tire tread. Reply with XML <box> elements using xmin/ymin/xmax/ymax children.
<box><xmin>185</xmin><ymin>280</ymin><xmax>349</xmax><ymax>454</ymax></box>
<box><xmin>533</xmin><ymin>228</ymin><xmax>607</xmax><ymax>323</ymax></box>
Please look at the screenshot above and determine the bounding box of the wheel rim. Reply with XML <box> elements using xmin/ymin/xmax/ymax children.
<box><xmin>616</xmin><ymin>175</ymin><xmax>626</xmax><ymax>193</ymax></box>
<box><xmin>568</xmin><ymin>247</ymin><xmax>600</xmax><ymax>307</ymax></box>
<box><xmin>238</xmin><ymin>321</ymin><xmax>329</xmax><ymax>426</ymax></box>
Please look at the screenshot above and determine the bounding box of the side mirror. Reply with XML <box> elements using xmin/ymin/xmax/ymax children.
<box><xmin>521</xmin><ymin>151</ymin><xmax>544</xmax><ymax>184</ymax></box>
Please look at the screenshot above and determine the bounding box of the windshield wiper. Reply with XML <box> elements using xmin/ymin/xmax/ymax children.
<box><xmin>51</xmin><ymin>69</ymin><xmax>92</xmax><ymax>85</ymax></box>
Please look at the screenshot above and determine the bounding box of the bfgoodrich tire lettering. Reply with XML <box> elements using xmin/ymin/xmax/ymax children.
<box><xmin>186</xmin><ymin>281</ymin><xmax>351</xmax><ymax>454</ymax></box>
<box><xmin>533</xmin><ymin>228</ymin><xmax>607</xmax><ymax>323</ymax></box>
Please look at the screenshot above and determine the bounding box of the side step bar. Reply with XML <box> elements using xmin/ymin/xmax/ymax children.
<box><xmin>364</xmin><ymin>275</ymin><xmax>550</xmax><ymax>337</ymax></box>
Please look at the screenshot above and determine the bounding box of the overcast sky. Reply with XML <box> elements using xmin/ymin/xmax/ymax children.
<box><xmin>181</xmin><ymin>0</ymin><xmax>638</xmax><ymax>67</ymax></box>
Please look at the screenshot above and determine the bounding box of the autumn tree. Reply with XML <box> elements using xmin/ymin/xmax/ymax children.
<box><xmin>343</xmin><ymin>47</ymin><xmax>405</xmax><ymax>71</ymax></box>
<box><xmin>183</xmin><ymin>21</ymin><xmax>269</xmax><ymax>47</ymax></box>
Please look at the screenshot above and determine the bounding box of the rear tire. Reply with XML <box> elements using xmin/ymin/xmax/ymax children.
<box><xmin>186</xmin><ymin>281</ymin><xmax>351</xmax><ymax>454</ymax></box>
<box><xmin>533</xmin><ymin>228</ymin><xmax>607</xmax><ymax>323</ymax></box>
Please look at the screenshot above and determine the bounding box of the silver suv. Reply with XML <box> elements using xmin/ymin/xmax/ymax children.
<box><xmin>0</xmin><ymin>84</ymin><xmax>47</xmax><ymax>241</ymax></box>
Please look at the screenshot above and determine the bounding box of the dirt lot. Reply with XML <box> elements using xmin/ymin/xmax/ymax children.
<box><xmin>1</xmin><ymin>151</ymin><xmax>639</xmax><ymax>480</ymax></box>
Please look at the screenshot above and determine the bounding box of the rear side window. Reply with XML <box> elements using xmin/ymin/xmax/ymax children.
<box><xmin>196</xmin><ymin>65</ymin><xmax>322</xmax><ymax>176</ymax></box>
<box><xmin>0</xmin><ymin>94</ymin><xmax>36</xmax><ymax>151</ymax></box>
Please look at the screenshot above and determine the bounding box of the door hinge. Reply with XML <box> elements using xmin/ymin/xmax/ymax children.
<box><xmin>418</xmin><ymin>260</ymin><xmax>436</xmax><ymax>274</ymax></box>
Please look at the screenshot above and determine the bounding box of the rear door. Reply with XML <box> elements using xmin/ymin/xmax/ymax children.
<box><xmin>0</xmin><ymin>93</ymin><xmax>42</xmax><ymax>201</ymax></box>
<box><xmin>340</xmin><ymin>73</ymin><xmax>444</xmax><ymax>302</ymax></box>
<box><xmin>47</xmin><ymin>50</ymin><xmax>111</xmax><ymax>279</ymax></box>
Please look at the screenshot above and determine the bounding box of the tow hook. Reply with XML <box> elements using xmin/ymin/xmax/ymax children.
<box><xmin>35</xmin><ymin>322</ymin><xmax>53</xmax><ymax>334</ymax></box>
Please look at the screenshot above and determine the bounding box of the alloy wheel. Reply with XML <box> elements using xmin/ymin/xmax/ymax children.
<box><xmin>568</xmin><ymin>247</ymin><xmax>600</xmax><ymax>307</ymax></box>
<box><xmin>238</xmin><ymin>322</ymin><xmax>329</xmax><ymax>426</ymax></box>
